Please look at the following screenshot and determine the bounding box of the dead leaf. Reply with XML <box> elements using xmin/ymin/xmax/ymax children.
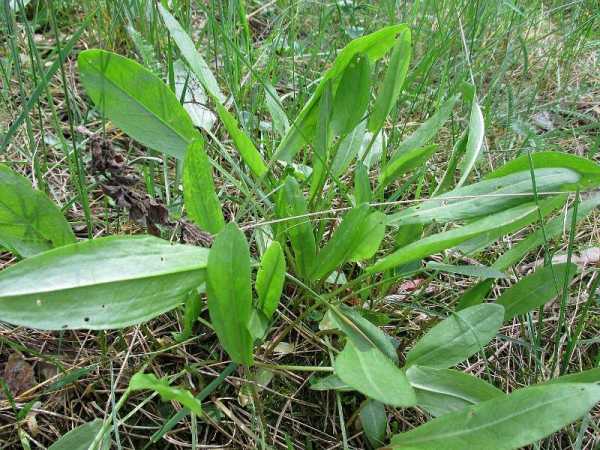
<box><xmin>1</xmin><ymin>352</ymin><xmax>35</xmax><ymax>398</ymax></box>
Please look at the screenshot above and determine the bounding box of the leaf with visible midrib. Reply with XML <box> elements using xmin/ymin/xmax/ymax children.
<box><xmin>371</xmin><ymin>203</ymin><xmax>540</xmax><ymax>273</ymax></box>
<box><xmin>335</xmin><ymin>342</ymin><xmax>416</xmax><ymax>407</ymax></box>
<box><xmin>0</xmin><ymin>236</ymin><xmax>208</xmax><ymax>330</ymax></box>
<box><xmin>496</xmin><ymin>263</ymin><xmax>577</xmax><ymax>320</ymax></box>
<box><xmin>310</xmin><ymin>204</ymin><xmax>385</xmax><ymax>281</ymax></box>
<box><xmin>206</xmin><ymin>223</ymin><xmax>254</xmax><ymax>366</ymax></box>
<box><xmin>78</xmin><ymin>50</ymin><xmax>197</xmax><ymax>159</ymax></box>
<box><xmin>0</xmin><ymin>164</ymin><xmax>75</xmax><ymax>257</ymax></box>
<box><xmin>404</xmin><ymin>303</ymin><xmax>504</xmax><ymax>369</ymax></box>
<box><xmin>368</xmin><ymin>27</ymin><xmax>411</xmax><ymax>133</ymax></box>
<box><xmin>183</xmin><ymin>140</ymin><xmax>224</xmax><ymax>234</ymax></box>
<box><xmin>389</xmin><ymin>383</ymin><xmax>600</xmax><ymax>450</ymax></box>
<box><xmin>255</xmin><ymin>242</ymin><xmax>286</xmax><ymax>319</ymax></box>
<box><xmin>406</xmin><ymin>365</ymin><xmax>504</xmax><ymax>417</ymax></box>
<box><xmin>457</xmin><ymin>98</ymin><xmax>484</xmax><ymax>186</ymax></box>
<box><xmin>48</xmin><ymin>420</ymin><xmax>107</xmax><ymax>450</ymax></box>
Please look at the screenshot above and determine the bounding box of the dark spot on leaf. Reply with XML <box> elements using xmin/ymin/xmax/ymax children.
<box><xmin>84</xmin><ymin>317</ymin><xmax>90</xmax><ymax>322</ymax></box>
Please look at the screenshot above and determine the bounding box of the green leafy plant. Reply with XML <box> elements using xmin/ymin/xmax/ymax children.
<box><xmin>1</xmin><ymin>14</ymin><xmax>599</xmax><ymax>449</ymax></box>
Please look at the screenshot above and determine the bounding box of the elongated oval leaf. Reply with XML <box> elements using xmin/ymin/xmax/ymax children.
<box><xmin>486</xmin><ymin>151</ymin><xmax>600</xmax><ymax>189</ymax></box>
<box><xmin>371</xmin><ymin>203</ymin><xmax>540</xmax><ymax>273</ymax></box>
<box><xmin>310</xmin><ymin>204</ymin><xmax>385</xmax><ymax>281</ymax></box>
<box><xmin>48</xmin><ymin>420</ymin><xmax>107</xmax><ymax>450</ymax></box>
<box><xmin>0</xmin><ymin>164</ymin><xmax>75</xmax><ymax>257</ymax></box>
<box><xmin>388</xmin><ymin>168</ymin><xmax>579</xmax><ymax>226</ymax></box>
<box><xmin>157</xmin><ymin>3</ymin><xmax>225</xmax><ymax>104</ymax></box>
<box><xmin>330</xmin><ymin>305</ymin><xmax>398</xmax><ymax>363</ymax></box>
<box><xmin>275</xmin><ymin>24</ymin><xmax>409</xmax><ymax>162</ymax></box>
<box><xmin>0</xmin><ymin>236</ymin><xmax>208</xmax><ymax>330</ymax></box>
<box><xmin>406</xmin><ymin>365</ymin><xmax>504</xmax><ymax>417</ymax></box>
<box><xmin>129</xmin><ymin>372</ymin><xmax>202</xmax><ymax>415</ymax></box>
<box><xmin>275</xmin><ymin>177</ymin><xmax>316</xmax><ymax>278</ymax></box>
<box><xmin>547</xmin><ymin>367</ymin><xmax>600</xmax><ymax>385</ymax></box>
<box><xmin>497</xmin><ymin>263</ymin><xmax>577</xmax><ymax>320</ymax></box>
<box><xmin>332</xmin><ymin>54</ymin><xmax>372</xmax><ymax>136</ymax></box>
<box><xmin>404</xmin><ymin>303</ymin><xmax>504</xmax><ymax>369</ymax></box>
<box><xmin>457</xmin><ymin>98</ymin><xmax>484</xmax><ymax>186</ymax></box>
<box><xmin>368</xmin><ymin>27</ymin><xmax>411</xmax><ymax>133</ymax></box>
<box><xmin>360</xmin><ymin>399</ymin><xmax>387</xmax><ymax>447</ymax></box>
<box><xmin>78</xmin><ymin>50</ymin><xmax>197</xmax><ymax>159</ymax></box>
<box><xmin>206</xmin><ymin>223</ymin><xmax>254</xmax><ymax>366</ymax></box>
<box><xmin>255</xmin><ymin>241</ymin><xmax>285</xmax><ymax>319</ymax></box>
<box><xmin>389</xmin><ymin>383</ymin><xmax>600</xmax><ymax>450</ymax></box>
<box><xmin>183</xmin><ymin>140</ymin><xmax>224</xmax><ymax>233</ymax></box>
<box><xmin>335</xmin><ymin>342</ymin><xmax>416</xmax><ymax>407</ymax></box>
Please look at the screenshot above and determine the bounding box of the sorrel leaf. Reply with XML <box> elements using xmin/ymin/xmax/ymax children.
<box><xmin>206</xmin><ymin>223</ymin><xmax>254</xmax><ymax>366</ymax></box>
<box><xmin>389</xmin><ymin>383</ymin><xmax>600</xmax><ymax>450</ymax></box>
<box><xmin>0</xmin><ymin>236</ymin><xmax>208</xmax><ymax>330</ymax></box>
<box><xmin>183</xmin><ymin>140</ymin><xmax>225</xmax><ymax>234</ymax></box>
<box><xmin>78</xmin><ymin>50</ymin><xmax>197</xmax><ymax>159</ymax></box>
<box><xmin>0</xmin><ymin>164</ymin><xmax>75</xmax><ymax>257</ymax></box>
<box><xmin>404</xmin><ymin>303</ymin><xmax>504</xmax><ymax>369</ymax></box>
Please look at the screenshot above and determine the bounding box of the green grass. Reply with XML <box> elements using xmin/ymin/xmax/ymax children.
<box><xmin>1</xmin><ymin>0</ymin><xmax>599</xmax><ymax>448</ymax></box>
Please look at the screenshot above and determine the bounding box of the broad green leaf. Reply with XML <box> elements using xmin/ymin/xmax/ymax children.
<box><xmin>371</xmin><ymin>203</ymin><xmax>540</xmax><ymax>273</ymax></box>
<box><xmin>206</xmin><ymin>223</ymin><xmax>254</xmax><ymax>366</ymax></box>
<box><xmin>496</xmin><ymin>263</ymin><xmax>577</xmax><ymax>320</ymax></box>
<box><xmin>310</xmin><ymin>204</ymin><xmax>385</xmax><ymax>281</ymax></box>
<box><xmin>493</xmin><ymin>191</ymin><xmax>600</xmax><ymax>270</ymax></box>
<box><xmin>406</xmin><ymin>366</ymin><xmax>504</xmax><ymax>417</ymax></box>
<box><xmin>384</xmin><ymin>94</ymin><xmax>460</xmax><ymax>170</ymax></box>
<box><xmin>330</xmin><ymin>305</ymin><xmax>398</xmax><ymax>363</ymax></box>
<box><xmin>275</xmin><ymin>177</ymin><xmax>316</xmax><ymax>278</ymax></box>
<box><xmin>335</xmin><ymin>342</ymin><xmax>416</xmax><ymax>407</ymax></box>
<box><xmin>457</xmin><ymin>98</ymin><xmax>484</xmax><ymax>186</ymax></box>
<box><xmin>388</xmin><ymin>168</ymin><xmax>579</xmax><ymax>226</ymax></box>
<box><xmin>379</xmin><ymin>144</ymin><xmax>437</xmax><ymax>188</ymax></box>
<box><xmin>215</xmin><ymin>103</ymin><xmax>268</xmax><ymax>178</ymax></box>
<box><xmin>48</xmin><ymin>420</ymin><xmax>107</xmax><ymax>450</ymax></box>
<box><xmin>547</xmin><ymin>367</ymin><xmax>600</xmax><ymax>384</ymax></box>
<box><xmin>485</xmin><ymin>151</ymin><xmax>600</xmax><ymax>189</ymax></box>
<box><xmin>78</xmin><ymin>50</ymin><xmax>197</xmax><ymax>159</ymax></box>
<box><xmin>330</xmin><ymin>120</ymin><xmax>366</xmax><ymax>176</ymax></box>
<box><xmin>455</xmin><ymin>193</ymin><xmax>600</xmax><ymax>311</ymax></box>
<box><xmin>274</xmin><ymin>24</ymin><xmax>409</xmax><ymax>162</ymax></box>
<box><xmin>360</xmin><ymin>399</ymin><xmax>387</xmax><ymax>447</ymax></box>
<box><xmin>129</xmin><ymin>372</ymin><xmax>202</xmax><ymax>415</ymax></box>
<box><xmin>454</xmin><ymin>193</ymin><xmax>567</xmax><ymax>255</ymax></box>
<box><xmin>332</xmin><ymin>54</ymin><xmax>372</xmax><ymax>136</ymax></box>
<box><xmin>0</xmin><ymin>164</ymin><xmax>75</xmax><ymax>257</ymax></box>
<box><xmin>183</xmin><ymin>140</ymin><xmax>224</xmax><ymax>234</ymax></box>
<box><xmin>309</xmin><ymin>81</ymin><xmax>333</xmax><ymax>201</ymax></box>
<box><xmin>0</xmin><ymin>236</ymin><xmax>208</xmax><ymax>330</ymax></box>
<box><xmin>157</xmin><ymin>3</ymin><xmax>225</xmax><ymax>103</ymax></box>
<box><xmin>368</xmin><ymin>27</ymin><xmax>411</xmax><ymax>133</ymax></box>
<box><xmin>389</xmin><ymin>383</ymin><xmax>600</xmax><ymax>450</ymax></box>
<box><xmin>405</xmin><ymin>304</ymin><xmax>504</xmax><ymax>369</ymax></box>
<box><xmin>426</xmin><ymin>262</ymin><xmax>507</xmax><ymax>279</ymax></box>
<box><xmin>255</xmin><ymin>242</ymin><xmax>285</xmax><ymax>319</ymax></box>
<box><xmin>310</xmin><ymin>374</ymin><xmax>353</xmax><ymax>391</ymax></box>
